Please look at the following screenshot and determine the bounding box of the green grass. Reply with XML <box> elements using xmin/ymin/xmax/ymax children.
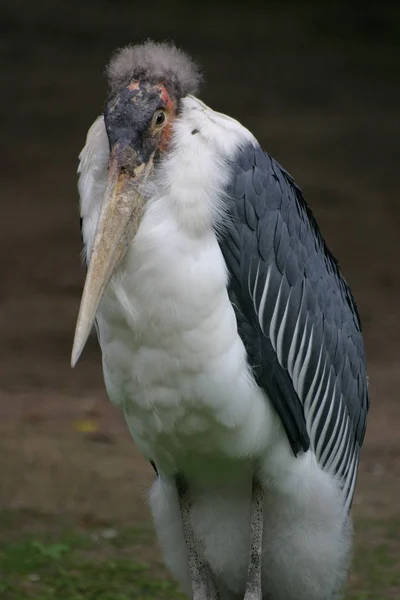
<box><xmin>0</xmin><ymin>517</ymin><xmax>183</xmax><ymax>600</ymax></box>
<box><xmin>346</xmin><ymin>519</ymin><xmax>400</xmax><ymax>600</ymax></box>
<box><xmin>0</xmin><ymin>513</ymin><xmax>399</xmax><ymax>599</ymax></box>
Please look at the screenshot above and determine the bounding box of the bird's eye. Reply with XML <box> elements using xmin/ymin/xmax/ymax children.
<box><xmin>153</xmin><ymin>110</ymin><xmax>167</xmax><ymax>128</ymax></box>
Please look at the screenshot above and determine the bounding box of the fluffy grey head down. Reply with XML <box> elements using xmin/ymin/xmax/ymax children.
<box><xmin>106</xmin><ymin>40</ymin><xmax>201</xmax><ymax>99</ymax></box>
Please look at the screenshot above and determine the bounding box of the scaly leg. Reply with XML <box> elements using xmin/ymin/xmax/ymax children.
<box><xmin>244</xmin><ymin>478</ymin><xmax>264</xmax><ymax>600</ymax></box>
<box><xmin>177</xmin><ymin>474</ymin><xmax>219</xmax><ymax>600</ymax></box>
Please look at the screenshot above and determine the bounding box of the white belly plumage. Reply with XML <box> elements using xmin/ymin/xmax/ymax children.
<box><xmin>94</xmin><ymin>206</ymin><xmax>351</xmax><ymax>600</ymax></box>
<box><xmin>96</xmin><ymin>205</ymin><xmax>278</xmax><ymax>475</ymax></box>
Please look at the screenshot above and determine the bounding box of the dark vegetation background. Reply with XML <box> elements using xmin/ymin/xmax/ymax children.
<box><xmin>0</xmin><ymin>1</ymin><xmax>399</xmax><ymax>597</ymax></box>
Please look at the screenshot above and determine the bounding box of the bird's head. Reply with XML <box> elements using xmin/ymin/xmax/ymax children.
<box><xmin>71</xmin><ymin>41</ymin><xmax>201</xmax><ymax>366</ymax></box>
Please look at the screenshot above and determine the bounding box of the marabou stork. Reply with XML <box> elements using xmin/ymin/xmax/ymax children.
<box><xmin>72</xmin><ymin>41</ymin><xmax>369</xmax><ymax>600</ymax></box>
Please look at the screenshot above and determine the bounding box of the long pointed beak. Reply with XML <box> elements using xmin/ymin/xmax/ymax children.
<box><xmin>71</xmin><ymin>148</ymin><xmax>152</xmax><ymax>367</ymax></box>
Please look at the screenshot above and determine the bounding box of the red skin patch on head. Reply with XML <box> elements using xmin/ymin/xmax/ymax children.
<box><xmin>157</xmin><ymin>85</ymin><xmax>175</xmax><ymax>151</ymax></box>
<box><xmin>159</xmin><ymin>85</ymin><xmax>174</xmax><ymax>111</ymax></box>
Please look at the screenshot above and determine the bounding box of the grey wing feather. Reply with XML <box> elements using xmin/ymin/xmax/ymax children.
<box><xmin>219</xmin><ymin>143</ymin><xmax>369</xmax><ymax>507</ymax></box>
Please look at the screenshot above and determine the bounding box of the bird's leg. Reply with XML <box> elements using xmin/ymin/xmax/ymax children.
<box><xmin>176</xmin><ymin>474</ymin><xmax>219</xmax><ymax>600</ymax></box>
<box><xmin>244</xmin><ymin>477</ymin><xmax>264</xmax><ymax>600</ymax></box>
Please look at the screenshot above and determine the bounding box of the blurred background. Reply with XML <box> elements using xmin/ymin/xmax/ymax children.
<box><xmin>1</xmin><ymin>1</ymin><xmax>399</xmax><ymax>598</ymax></box>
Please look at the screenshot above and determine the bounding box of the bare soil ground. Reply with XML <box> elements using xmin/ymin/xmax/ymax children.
<box><xmin>0</xmin><ymin>2</ymin><xmax>399</xmax><ymax>598</ymax></box>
